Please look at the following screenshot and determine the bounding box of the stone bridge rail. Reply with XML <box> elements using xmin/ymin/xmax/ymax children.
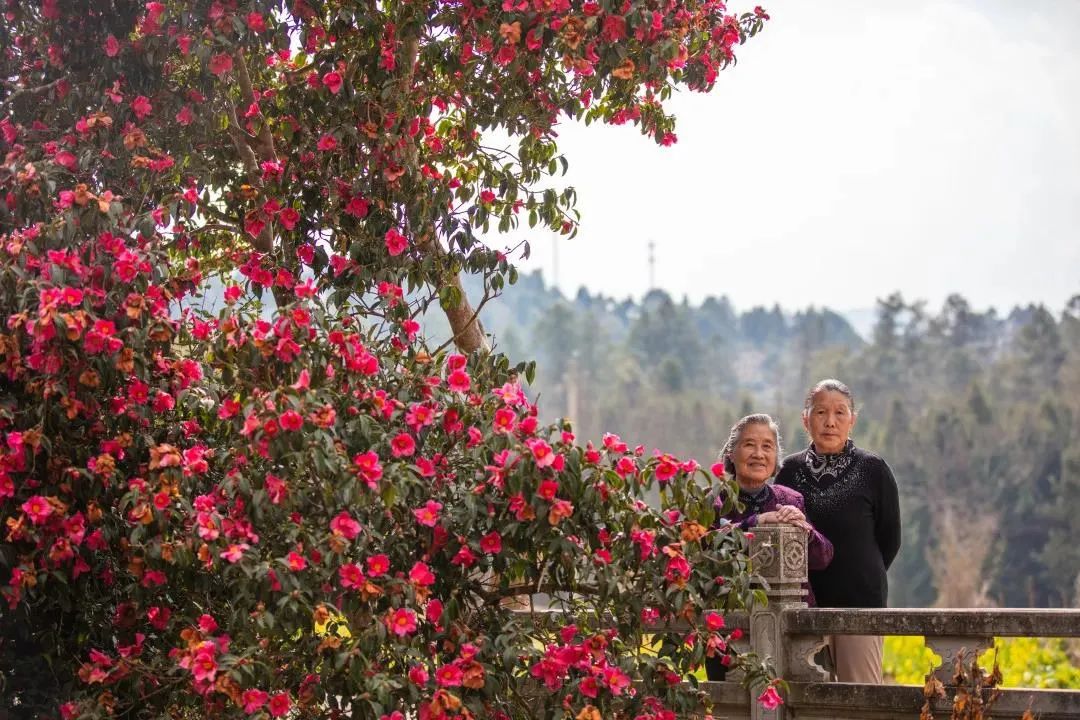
<box><xmin>727</xmin><ymin>524</ymin><xmax>1080</xmax><ymax>720</ymax></box>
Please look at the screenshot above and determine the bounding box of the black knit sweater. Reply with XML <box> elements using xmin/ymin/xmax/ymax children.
<box><xmin>775</xmin><ymin>446</ymin><xmax>901</xmax><ymax>608</ymax></box>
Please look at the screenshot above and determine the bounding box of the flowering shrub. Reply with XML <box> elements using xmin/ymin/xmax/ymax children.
<box><xmin>0</xmin><ymin>0</ymin><xmax>771</xmax><ymax>717</ymax></box>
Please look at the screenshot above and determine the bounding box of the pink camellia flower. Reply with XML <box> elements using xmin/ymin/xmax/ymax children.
<box><xmin>221</xmin><ymin>544</ymin><xmax>250</xmax><ymax>565</ymax></box>
<box><xmin>22</xmin><ymin>496</ymin><xmax>53</xmax><ymax>525</ymax></box>
<box><xmin>446</xmin><ymin>353</ymin><xmax>467</xmax><ymax>371</ymax></box>
<box><xmin>579</xmin><ymin>676</ymin><xmax>599</xmax><ymax>698</ymax></box>
<box><xmin>366</xmin><ymin>554</ymin><xmax>390</xmax><ymax>577</ymax></box>
<box><xmin>384</xmin><ymin>228</ymin><xmax>409</xmax><ymax>256</ymax></box>
<box><xmin>390</xmin><ymin>432</ymin><xmax>416</xmax><ymax>458</ymax></box>
<box><xmin>479</xmin><ymin>531</ymin><xmax>502</xmax><ymax>555</ymax></box>
<box><xmin>339</xmin><ymin>563</ymin><xmax>364</xmax><ymax>589</ymax></box>
<box><xmin>104</xmin><ymin>35</ymin><xmax>121</xmax><ymax>57</ymax></box>
<box><xmin>757</xmin><ymin>686</ymin><xmax>783</xmax><ymax>710</ymax></box>
<box><xmin>704</xmin><ymin>611</ymin><xmax>725</xmax><ymax>632</ymax></box>
<box><xmin>131</xmin><ymin>96</ymin><xmax>152</xmax><ymax>121</ymax></box>
<box><xmin>387</xmin><ymin>607</ymin><xmax>418</xmax><ymax>637</ymax></box>
<box><xmin>286</xmin><ymin>552</ymin><xmax>307</xmax><ymax>572</ymax></box>
<box><xmin>317</xmin><ymin>134</ymin><xmax>337</xmax><ymax>152</ymax></box>
<box><xmin>242</xmin><ymin>689</ymin><xmax>269</xmax><ymax>713</ymax></box>
<box><xmin>435</xmin><ymin>664</ymin><xmax>463</xmax><ymax>687</ymax></box>
<box><xmin>493</xmin><ymin>406</ymin><xmax>516</xmax><ymax>434</ymax></box>
<box><xmin>409</xmin><ymin>561</ymin><xmax>435</xmax><ymax>586</ymax></box>
<box><xmin>527</xmin><ymin>439</ymin><xmax>555</xmax><ymax>468</ymax></box>
<box><xmin>279</xmin><ymin>410</ymin><xmax>303</xmax><ymax>431</ymax></box>
<box><xmin>602</xmin><ymin>666</ymin><xmax>632</xmax><ymax>695</ymax></box>
<box><xmin>208</xmin><ymin>53</ymin><xmax>234</xmax><ymax>76</ymax></box>
<box><xmin>446</xmin><ymin>369</ymin><xmax>471</xmax><ymax>393</ymax></box>
<box><xmin>330</xmin><ymin>511</ymin><xmax>362</xmax><ymax>540</ymax></box>
<box><xmin>412</xmin><ymin>500</ymin><xmax>442</xmax><ymax>527</ymax></box>
<box><xmin>190</xmin><ymin>645</ymin><xmax>218</xmax><ymax>683</ymax></box>
<box><xmin>323</xmin><ymin>71</ymin><xmax>343</xmax><ymax>93</ymax></box>
<box><xmin>268</xmin><ymin>692</ymin><xmax>292</xmax><ymax>718</ymax></box>
<box><xmin>353</xmin><ymin>451</ymin><xmax>383</xmax><ymax>487</ymax></box>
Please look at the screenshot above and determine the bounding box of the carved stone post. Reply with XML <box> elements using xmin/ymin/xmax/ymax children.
<box><xmin>924</xmin><ymin>635</ymin><xmax>993</xmax><ymax>684</ymax></box>
<box><xmin>749</xmin><ymin>524</ymin><xmax>808</xmax><ymax>720</ymax></box>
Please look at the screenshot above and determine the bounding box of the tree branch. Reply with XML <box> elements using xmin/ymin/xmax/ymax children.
<box><xmin>233</xmin><ymin>49</ymin><xmax>278</xmax><ymax>165</ymax></box>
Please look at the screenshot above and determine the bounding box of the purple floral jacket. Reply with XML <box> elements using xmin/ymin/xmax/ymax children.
<box><xmin>719</xmin><ymin>483</ymin><xmax>834</xmax><ymax>607</ymax></box>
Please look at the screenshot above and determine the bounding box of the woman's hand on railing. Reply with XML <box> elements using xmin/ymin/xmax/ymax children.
<box><xmin>758</xmin><ymin>505</ymin><xmax>812</xmax><ymax>533</ymax></box>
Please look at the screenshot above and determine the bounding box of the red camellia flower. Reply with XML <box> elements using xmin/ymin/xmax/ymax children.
<box><xmin>435</xmin><ymin>664</ymin><xmax>463</xmax><ymax>687</ymax></box>
<box><xmin>446</xmin><ymin>369</ymin><xmax>471</xmax><ymax>393</ymax></box>
<box><xmin>384</xmin><ymin>228</ymin><xmax>409</xmax><ymax>257</ymax></box>
<box><xmin>279</xmin><ymin>410</ymin><xmax>303</xmax><ymax>431</ymax></box>
<box><xmin>317</xmin><ymin>134</ymin><xmax>337</xmax><ymax>152</ymax></box>
<box><xmin>268</xmin><ymin>692</ymin><xmax>292</xmax><ymax>718</ymax></box>
<box><xmin>390</xmin><ymin>432</ymin><xmax>416</xmax><ymax>458</ymax></box>
<box><xmin>365</xmin><ymin>554</ymin><xmax>390</xmax><ymax>577</ymax></box>
<box><xmin>104</xmin><ymin>35</ymin><xmax>120</xmax><ymax>57</ymax></box>
<box><xmin>479</xmin><ymin>531</ymin><xmax>502</xmax><ymax>555</ymax></box>
<box><xmin>323</xmin><ymin>71</ymin><xmax>343</xmax><ymax>94</ymax></box>
<box><xmin>242</xmin><ymin>689</ymin><xmax>269</xmax><ymax>713</ymax></box>
<box><xmin>208</xmin><ymin>53</ymin><xmax>234</xmax><ymax>76</ymax></box>
<box><xmin>409</xmin><ymin>561</ymin><xmax>435</xmax><ymax>586</ymax></box>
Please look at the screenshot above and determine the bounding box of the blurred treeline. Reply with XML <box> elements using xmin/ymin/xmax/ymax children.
<box><xmin>424</xmin><ymin>271</ymin><xmax>1080</xmax><ymax>609</ymax></box>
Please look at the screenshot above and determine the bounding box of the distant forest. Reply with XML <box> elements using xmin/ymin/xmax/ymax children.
<box><xmin>425</xmin><ymin>271</ymin><xmax>1080</xmax><ymax>609</ymax></box>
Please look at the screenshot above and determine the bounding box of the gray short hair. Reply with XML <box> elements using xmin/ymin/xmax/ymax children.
<box><xmin>802</xmin><ymin>378</ymin><xmax>856</xmax><ymax>415</ymax></box>
<box><xmin>719</xmin><ymin>414</ymin><xmax>783</xmax><ymax>478</ymax></box>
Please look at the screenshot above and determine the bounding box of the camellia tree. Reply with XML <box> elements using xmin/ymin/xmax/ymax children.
<box><xmin>0</xmin><ymin>1</ymin><xmax>776</xmax><ymax>718</ymax></box>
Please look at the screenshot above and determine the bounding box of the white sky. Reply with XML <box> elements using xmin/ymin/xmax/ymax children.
<box><xmin>494</xmin><ymin>0</ymin><xmax>1080</xmax><ymax>314</ymax></box>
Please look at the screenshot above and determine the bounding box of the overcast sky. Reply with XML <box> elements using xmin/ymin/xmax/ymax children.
<box><xmin>494</xmin><ymin>0</ymin><xmax>1080</xmax><ymax>315</ymax></box>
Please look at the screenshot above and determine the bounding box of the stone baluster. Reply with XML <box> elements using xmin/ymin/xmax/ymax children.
<box><xmin>924</xmin><ymin>635</ymin><xmax>994</xmax><ymax>685</ymax></box>
<box><xmin>749</xmin><ymin>524</ymin><xmax>812</xmax><ymax>720</ymax></box>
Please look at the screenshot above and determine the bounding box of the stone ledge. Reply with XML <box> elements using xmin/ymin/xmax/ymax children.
<box><xmin>785</xmin><ymin>608</ymin><xmax>1080</xmax><ymax>637</ymax></box>
<box><xmin>785</xmin><ymin>682</ymin><xmax>1080</xmax><ymax>720</ymax></box>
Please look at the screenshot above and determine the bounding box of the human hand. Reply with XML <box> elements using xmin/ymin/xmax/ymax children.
<box><xmin>774</xmin><ymin>505</ymin><xmax>806</xmax><ymax>524</ymax></box>
<box><xmin>756</xmin><ymin>511</ymin><xmax>779</xmax><ymax>525</ymax></box>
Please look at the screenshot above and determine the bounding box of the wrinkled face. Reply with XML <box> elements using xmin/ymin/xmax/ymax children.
<box><xmin>803</xmin><ymin>390</ymin><xmax>857</xmax><ymax>454</ymax></box>
<box><xmin>730</xmin><ymin>423</ymin><xmax>778</xmax><ymax>490</ymax></box>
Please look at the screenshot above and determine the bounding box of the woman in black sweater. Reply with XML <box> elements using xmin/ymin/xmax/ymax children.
<box><xmin>775</xmin><ymin>379</ymin><xmax>901</xmax><ymax>684</ymax></box>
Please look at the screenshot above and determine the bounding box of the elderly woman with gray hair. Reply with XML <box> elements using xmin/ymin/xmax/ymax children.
<box><xmin>776</xmin><ymin>379</ymin><xmax>901</xmax><ymax>685</ymax></box>
<box><xmin>706</xmin><ymin>413</ymin><xmax>833</xmax><ymax>681</ymax></box>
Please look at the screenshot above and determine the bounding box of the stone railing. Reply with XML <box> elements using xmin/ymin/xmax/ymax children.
<box><xmin>727</xmin><ymin>524</ymin><xmax>1080</xmax><ymax>720</ymax></box>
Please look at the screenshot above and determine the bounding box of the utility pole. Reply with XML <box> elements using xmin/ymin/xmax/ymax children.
<box><xmin>648</xmin><ymin>240</ymin><xmax>655</xmax><ymax>291</ymax></box>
